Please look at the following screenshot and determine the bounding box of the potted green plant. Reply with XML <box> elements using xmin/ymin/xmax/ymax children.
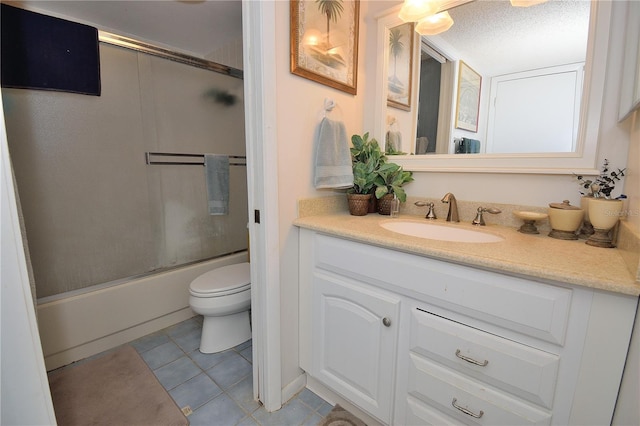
<box><xmin>574</xmin><ymin>159</ymin><xmax>626</xmax><ymax>238</ymax></box>
<box><xmin>347</xmin><ymin>133</ymin><xmax>385</xmax><ymax>215</ymax></box>
<box><xmin>346</xmin><ymin>160</ymin><xmax>377</xmax><ymax>216</ymax></box>
<box><xmin>374</xmin><ymin>162</ymin><xmax>414</xmax><ymax>215</ymax></box>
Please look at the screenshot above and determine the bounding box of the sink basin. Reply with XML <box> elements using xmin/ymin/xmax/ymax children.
<box><xmin>380</xmin><ymin>221</ymin><xmax>504</xmax><ymax>243</ymax></box>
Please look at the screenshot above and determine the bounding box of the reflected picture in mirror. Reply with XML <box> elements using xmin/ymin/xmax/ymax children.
<box><xmin>387</xmin><ymin>22</ymin><xmax>415</xmax><ymax>111</ymax></box>
<box><xmin>454</xmin><ymin>60</ymin><xmax>481</xmax><ymax>133</ymax></box>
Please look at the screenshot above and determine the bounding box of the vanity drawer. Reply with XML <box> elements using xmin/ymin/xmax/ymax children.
<box><xmin>313</xmin><ymin>234</ymin><xmax>573</xmax><ymax>345</ymax></box>
<box><xmin>405</xmin><ymin>395</ymin><xmax>461</xmax><ymax>426</ymax></box>
<box><xmin>407</xmin><ymin>353</ymin><xmax>552</xmax><ymax>425</ymax></box>
<box><xmin>410</xmin><ymin>308</ymin><xmax>559</xmax><ymax>408</ymax></box>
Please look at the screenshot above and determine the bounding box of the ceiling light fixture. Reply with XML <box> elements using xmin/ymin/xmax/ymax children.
<box><xmin>510</xmin><ymin>0</ymin><xmax>548</xmax><ymax>7</ymax></box>
<box><xmin>415</xmin><ymin>11</ymin><xmax>454</xmax><ymax>35</ymax></box>
<box><xmin>400</xmin><ymin>0</ymin><xmax>549</xmax><ymax>36</ymax></box>
<box><xmin>398</xmin><ymin>0</ymin><xmax>439</xmax><ymax>23</ymax></box>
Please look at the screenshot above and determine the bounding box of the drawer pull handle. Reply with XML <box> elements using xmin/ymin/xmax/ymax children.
<box><xmin>455</xmin><ymin>349</ymin><xmax>488</xmax><ymax>366</ymax></box>
<box><xmin>452</xmin><ymin>398</ymin><xmax>484</xmax><ymax>419</ymax></box>
<box><xmin>382</xmin><ymin>317</ymin><xmax>392</xmax><ymax>327</ymax></box>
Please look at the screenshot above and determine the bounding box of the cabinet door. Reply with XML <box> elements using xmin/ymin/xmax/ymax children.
<box><xmin>312</xmin><ymin>271</ymin><xmax>400</xmax><ymax>423</ymax></box>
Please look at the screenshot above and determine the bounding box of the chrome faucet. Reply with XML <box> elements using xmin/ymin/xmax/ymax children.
<box><xmin>441</xmin><ymin>193</ymin><xmax>459</xmax><ymax>222</ymax></box>
<box><xmin>472</xmin><ymin>206</ymin><xmax>502</xmax><ymax>226</ymax></box>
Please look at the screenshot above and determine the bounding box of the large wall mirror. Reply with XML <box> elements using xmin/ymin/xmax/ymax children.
<box><xmin>373</xmin><ymin>0</ymin><xmax>612</xmax><ymax>174</ymax></box>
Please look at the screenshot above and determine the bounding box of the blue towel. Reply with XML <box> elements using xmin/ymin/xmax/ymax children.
<box><xmin>463</xmin><ymin>138</ymin><xmax>481</xmax><ymax>153</ymax></box>
<box><xmin>313</xmin><ymin>118</ymin><xmax>353</xmax><ymax>189</ymax></box>
<box><xmin>204</xmin><ymin>154</ymin><xmax>229</xmax><ymax>215</ymax></box>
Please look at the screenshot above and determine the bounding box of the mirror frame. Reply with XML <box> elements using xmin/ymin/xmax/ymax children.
<box><xmin>374</xmin><ymin>0</ymin><xmax>610</xmax><ymax>175</ymax></box>
<box><xmin>618</xmin><ymin>0</ymin><xmax>640</xmax><ymax>121</ymax></box>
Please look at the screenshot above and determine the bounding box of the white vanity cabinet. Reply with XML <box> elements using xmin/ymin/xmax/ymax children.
<box><xmin>298</xmin><ymin>229</ymin><xmax>638</xmax><ymax>425</ymax></box>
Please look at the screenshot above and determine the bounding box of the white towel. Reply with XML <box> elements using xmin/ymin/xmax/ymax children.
<box><xmin>313</xmin><ymin>118</ymin><xmax>353</xmax><ymax>189</ymax></box>
<box><xmin>204</xmin><ymin>154</ymin><xmax>229</xmax><ymax>215</ymax></box>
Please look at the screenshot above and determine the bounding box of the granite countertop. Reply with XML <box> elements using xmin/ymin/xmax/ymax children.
<box><xmin>294</xmin><ymin>212</ymin><xmax>640</xmax><ymax>297</ymax></box>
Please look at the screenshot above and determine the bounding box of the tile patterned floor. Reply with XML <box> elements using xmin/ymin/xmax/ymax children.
<box><xmin>126</xmin><ymin>316</ymin><xmax>333</xmax><ymax>426</ymax></box>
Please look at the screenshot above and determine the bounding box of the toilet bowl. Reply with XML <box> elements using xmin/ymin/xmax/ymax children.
<box><xmin>189</xmin><ymin>262</ymin><xmax>251</xmax><ymax>353</ymax></box>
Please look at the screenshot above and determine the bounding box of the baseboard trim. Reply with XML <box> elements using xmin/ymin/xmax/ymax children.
<box><xmin>282</xmin><ymin>372</ymin><xmax>307</xmax><ymax>404</ymax></box>
<box><xmin>306</xmin><ymin>376</ymin><xmax>384</xmax><ymax>426</ymax></box>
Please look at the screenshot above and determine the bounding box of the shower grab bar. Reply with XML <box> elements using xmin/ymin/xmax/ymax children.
<box><xmin>145</xmin><ymin>152</ymin><xmax>247</xmax><ymax>166</ymax></box>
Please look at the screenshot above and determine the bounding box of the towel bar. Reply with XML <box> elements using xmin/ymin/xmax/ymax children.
<box><xmin>145</xmin><ymin>152</ymin><xmax>246</xmax><ymax>166</ymax></box>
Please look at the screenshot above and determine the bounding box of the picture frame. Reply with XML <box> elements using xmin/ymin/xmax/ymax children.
<box><xmin>290</xmin><ymin>0</ymin><xmax>360</xmax><ymax>95</ymax></box>
<box><xmin>455</xmin><ymin>60</ymin><xmax>481</xmax><ymax>132</ymax></box>
<box><xmin>386</xmin><ymin>22</ymin><xmax>414</xmax><ymax>111</ymax></box>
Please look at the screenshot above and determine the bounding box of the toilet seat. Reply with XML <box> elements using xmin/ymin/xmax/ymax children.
<box><xmin>189</xmin><ymin>263</ymin><xmax>251</xmax><ymax>298</ymax></box>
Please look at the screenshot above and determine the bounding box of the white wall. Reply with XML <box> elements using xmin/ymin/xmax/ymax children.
<box><xmin>274</xmin><ymin>0</ymin><xmax>635</xmax><ymax>391</ymax></box>
<box><xmin>274</xmin><ymin>0</ymin><xmax>398</xmax><ymax>387</ymax></box>
<box><xmin>1</xmin><ymin>94</ymin><xmax>56</xmax><ymax>425</ymax></box>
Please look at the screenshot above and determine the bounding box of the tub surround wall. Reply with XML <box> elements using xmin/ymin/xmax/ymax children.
<box><xmin>4</xmin><ymin>43</ymin><xmax>248</xmax><ymax>298</ymax></box>
<box><xmin>38</xmin><ymin>252</ymin><xmax>247</xmax><ymax>371</ymax></box>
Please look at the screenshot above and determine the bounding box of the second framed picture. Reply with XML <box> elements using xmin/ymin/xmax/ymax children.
<box><xmin>455</xmin><ymin>60</ymin><xmax>481</xmax><ymax>132</ymax></box>
<box><xmin>386</xmin><ymin>22</ymin><xmax>414</xmax><ymax>111</ymax></box>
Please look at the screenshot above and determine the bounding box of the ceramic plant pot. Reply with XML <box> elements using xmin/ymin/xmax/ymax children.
<box><xmin>586</xmin><ymin>199</ymin><xmax>623</xmax><ymax>248</ymax></box>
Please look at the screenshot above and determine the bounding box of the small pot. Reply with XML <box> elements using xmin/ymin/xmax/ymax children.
<box><xmin>347</xmin><ymin>193</ymin><xmax>371</xmax><ymax>216</ymax></box>
<box><xmin>586</xmin><ymin>198</ymin><xmax>623</xmax><ymax>248</ymax></box>
<box><xmin>548</xmin><ymin>200</ymin><xmax>584</xmax><ymax>240</ymax></box>
<box><xmin>588</xmin><ymin>198</ymin><xmax>623</xmax><ymax>230</ymax></box>
<box><xmin>377</xmin><ymin>194</ymin><xmax>395</xmax><ymax>215</ymax></box>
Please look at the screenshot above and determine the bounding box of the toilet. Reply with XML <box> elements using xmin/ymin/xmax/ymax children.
<box><xmin>189</xmin><ymin>262</ymin><xmax>251</xmax><ymax>354</ymax></box>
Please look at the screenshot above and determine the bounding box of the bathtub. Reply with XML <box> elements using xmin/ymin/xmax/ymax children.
<box><xmin>37</xmin><ymin>252</ymin><xmax>248</xmax><ymax>371</ymax></box>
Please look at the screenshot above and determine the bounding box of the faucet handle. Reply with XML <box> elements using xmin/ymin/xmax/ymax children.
<box><xmin>472</xmin><ymin>206</ymin><xmax>502</xmax><ymax>226</ymax></box>
<box><xmin>414</xmin><ymin>201</ymin><xmax>437</xmax><ymax>220</ymax></box>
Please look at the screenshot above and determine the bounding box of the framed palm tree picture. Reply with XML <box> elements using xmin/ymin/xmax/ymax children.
<box><xmin>290</xmin><ymin>0</ymin><xmax>360</xmax><ymax>95</ymax></box>
<box><xmin>387</xmin><ymin>22</ymin><xmax>414</xmax><ymax>111</ymax></box>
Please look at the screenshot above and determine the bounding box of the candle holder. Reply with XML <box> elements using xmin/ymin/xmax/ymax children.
<box><xmin>586</xmin><ymin>199</ymin><xmax>623</xmax><ymax>248</ymax></box>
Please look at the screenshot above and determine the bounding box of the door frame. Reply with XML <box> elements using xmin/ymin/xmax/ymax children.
<box><xmin>242</xmin><ymin>0</ymin><xmax>283</xmax><ymax>412</ymax></box>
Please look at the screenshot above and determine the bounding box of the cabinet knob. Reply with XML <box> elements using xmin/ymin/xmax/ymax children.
<box><xmin>382</xmin><ymin>317</ymin><xmax>392</xmax><ymax>327</ymax></box>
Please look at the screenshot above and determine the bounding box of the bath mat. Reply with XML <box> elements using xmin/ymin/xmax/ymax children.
<box><xmin>48</xmin><ymin>345</ymin><xmax>188</xmax><ymax>426</ymax></box>
<box><xmin>317</xmin><ymin>404</ymin><xmax>367</xmax><ymax>426</ymax></box>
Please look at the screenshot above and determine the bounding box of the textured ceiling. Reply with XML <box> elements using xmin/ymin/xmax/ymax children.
<box><xmin>428</xmin><ymin>0</ymin><xmax>591</xmax><ymax>76</ymax></box>
<box><xmin>6</xmin><ymin>0</ymin><xmax>589</xmax><ymax>76</ymax></box>
<box><xmin>5</xmin><ymin>0</ymin><xmax>243</xmax><ymax>58</ymax></box>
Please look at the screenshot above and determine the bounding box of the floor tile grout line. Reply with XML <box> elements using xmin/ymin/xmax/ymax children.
<box><xmin>130</xmin><ymin>317</ymin><xmax>331</xmax><ymax>425</ymax></box>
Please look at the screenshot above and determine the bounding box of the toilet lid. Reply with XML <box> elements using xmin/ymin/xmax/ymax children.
<box><xmin>190</xmin><ymin>263</ymin><xmax>251</xmax><ymax>297</ymax></box>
